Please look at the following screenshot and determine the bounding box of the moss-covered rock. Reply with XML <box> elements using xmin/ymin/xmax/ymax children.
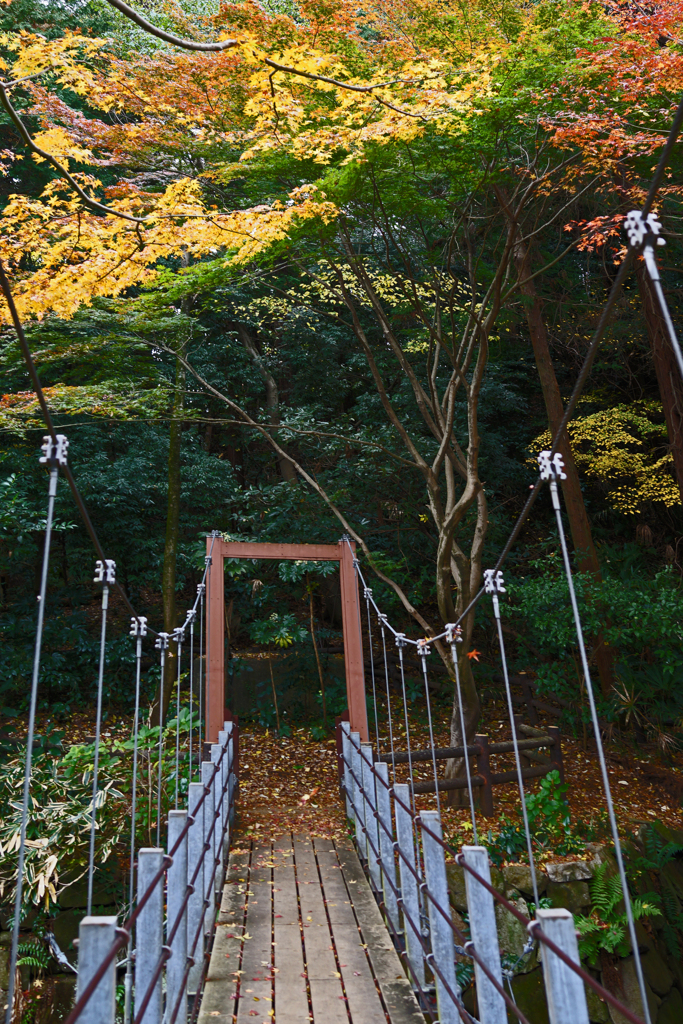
<box><xmin>641</xmin><ymin>946</ymin><xmax>674</xmax><ymax>997</ymax></box>
<box><xmin>657</xmin><ymin>985</ymin><xmax>683</xmax><ymax>1024</ymax></box>
<box><xmin>547</xmin><ymin>879</ymin><xmax>591</xmax><ymax>915</ymax></box>
<box><xmin>506</xmin><ymin>967</ymin><xmax>549</xmax><ymax>1024</ymax></box>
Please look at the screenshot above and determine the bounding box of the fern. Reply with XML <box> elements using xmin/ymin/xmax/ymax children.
<box><xmin>16</xmin><ymin>940</ymin><xmax>50</xmax><ymax>971</ymax></box>
<box><xmin>576</xmin><ymin>864</ymin><xmax>660</xmax><ymax>965</ymax></box>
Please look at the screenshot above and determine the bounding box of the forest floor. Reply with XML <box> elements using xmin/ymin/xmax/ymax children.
<box><xmin>25</xmin><ymin>692</ymin><xmax>683</xmax><ymax>858</ymax></box>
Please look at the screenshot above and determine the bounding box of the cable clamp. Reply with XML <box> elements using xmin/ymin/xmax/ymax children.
<box><xmin>94</xmin><ymin>558</ymin><xmax>116</xmax><ymax>584</ymax></box>
<box><xmin>363</xmin><ymin>586</ymin><xmax>372</xmax><ymax>599</ymax></box>
<box><xmin>39</xmin><ymin>433</ymin><xmax>69</xmax><ymax>466</ymax></box>
<box><xmin>445</xmin><ymin>623</ymin><xmax>462</xmax><ymax>644</ymax></box>
<box><xmin>197</xmin><ymin>582</ymin><xmax>206</xmax><ymax>597</ymax></box>
<box><xmin>538</xmin><ymin>450</ymin><xmax>567</xmax><ymax>481</ymax></box>
<box><xmin>416</xmin><ymin>638</ymin><xmax>431</xmax><ymax>657</ymax></box>
<box><xmin>130</xmin><ymin>616</ymin><xmax>148</xmax><ymax>637</ymax></box>
<box><xmin>155</xmin><ymin>632</ymin><xmax>170</xmax><ymax>651</ymax></box>
<box><xmin>205</xmin><ymin>556</ymin><xmax>212</xmax><ymax>567</ymax></box>
<box><xmin>483</xmin><ymin>569</ymin><xmax>505</xmax><ymax>595</ymax></box>
<box><xmin>186</xmin><ymin>608</ymin><xmax>197</xmax><ymax>625</ymax></box>
<box><xmin>352</xmin><ymin>558</ymin><xmax>360</xmax><ymax>570</ymax></box>
<box><xmin>172</xmin><ymin>626</ymin><xmax>185</xmax><ymax>644</ymax></box>
<box><xmin>395</xmin><ymin>632</ymin><xmax>407</xmax><ymax>649</ymax></box>
<box><xmin>624</xmin><ymin>209</ymin><xmax>665</xmax><ymax>250</ymax></box>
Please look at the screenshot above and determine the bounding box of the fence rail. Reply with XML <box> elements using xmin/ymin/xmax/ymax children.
<box><xmin>337</xmin><ymin>721</ymin><xmax>646</xmax><ymax>1024</ymax></box>
<box><xmin>63</xmin><ymin>721</ymin><xmax>237</xmax><ymax>1024</ymax></box>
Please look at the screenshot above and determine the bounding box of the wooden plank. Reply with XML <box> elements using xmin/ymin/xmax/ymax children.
<box><xmin>336</xmin><ymin>838</ymin><xmax>424</xmax><ymax>1024</ymax></box>
<box><xmin>292</xmin><ymin>837</ymin><xmax>348</xmax><ymax>1024</ymax></box>
<box><xmin>198</xmin><ymin>848</ymin><xmax>251</xmax><ymax>1024</ymax></box>
<box><xmin>273</xmin><ymin>835</ymin><xmax>309</xmax><ymax>1024</ymax></box>
<box><xmin>236</xmin><ymin>843</ymin><xmax>274</xmax><ymax>1024</ymax></box>
<box><xmin>314</xmin><ymin>839</ymin><xmax>387</xmax><ymax>1024</ymax></box>
<box><xmin>222</xmin><ymin>541</ymin><xmax>341</xmax><ymax>561</ymax></box>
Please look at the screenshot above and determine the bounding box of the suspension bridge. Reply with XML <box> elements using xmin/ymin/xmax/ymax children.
<box><xmin>2</xmin><ymin>80</ymin><xmax>683</xmax><ymax>1024</ymax></box>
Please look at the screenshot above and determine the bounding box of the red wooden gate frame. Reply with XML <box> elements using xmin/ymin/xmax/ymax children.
<box><xmin>205</xmin><ymin>538</ymin><xmax>369</xmax><ymax>743</ymax></box>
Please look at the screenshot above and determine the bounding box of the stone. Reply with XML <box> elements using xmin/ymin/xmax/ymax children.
<box><xmin>657</xmin><ymin>985</ymin><xmax>683</xmax><ymax>1024</ymax></box>
<box><xmin>641</xmin><ymin>947</ymin><xmax>673</xmax><ymax>997</ymax></box>
<box><xmin>585</xmin><ymin>980</ymin><xmax>610</xmax><ymax>1023</ymax></box>
<box><xmin>503</xmin><ymin>863</ymin><xmax>546</xmax><ymax>898</ymax></box>
<box><xmin>507</xmin><ymin>966</ymin><xmax>550</xmax><ymax>1024</ymax></box>
<box><xmin>446</xmin><ymin>862</ymin><xmax>468</xmax><ymax>912</ymax></box>
<box><xmin>496</xmin><ymin>896</ymin><xmax>531</xmax><ymax>958</ymax></box>
<box><xmin>546</xmin><ymin>859</ymin><xmax>593</xmax><ymax>883</ymax></box>
<box><xmin>586</xmin><ymin>844</ymin><xmax>618</xmax><ymax>879</ymax></box>
<box><xmin>606</xmin><ymin>956</ymin><xmax>660</xmax><ymax>1024</ymax></box>
<box><xmin>546</xmin><ymin>879</ymin><xmax>591</xmax><ymax>915</ymax></box>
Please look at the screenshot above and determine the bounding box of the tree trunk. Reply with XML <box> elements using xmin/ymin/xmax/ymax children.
<box><xmin>236</xmin><ymin>324</ymin><xmax>296</xmax><ymax>482</ymax></box>
<box><xmin>635</xmin><ymin>259</ymin><xmax>683</xmax><ymax>503</ymax></box>
<box><xmin>514</xmin><ymin>241</ymin><xmax>614</xmax><ymax>697</ymax></box>
<box><xmin>159</xmin><ymin>354</ymin><xmax>185</xmax><ymax>721</ymax></box>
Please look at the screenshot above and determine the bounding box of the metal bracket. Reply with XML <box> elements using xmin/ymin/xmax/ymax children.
<box><xmin>130</xmin><ymin>616</ymin><xmax>148</xmax><ymax>637</ymax></box>
<box><xmin>483</xmin><ymin>569</ymin><xmax>506</xmax><ymax>594</ymax></box>
<box><xmin>155</xmin><ymin>632</ymin><xmax>170</xmax><ymax>651</ymax></box>
<box><xmin>94</xmin><ymin>559</ymin><xmax>116</xmax><ymax>584</ymax></box>
<box><xmin>538</xmin><ymin>450</ymin><xmax>567</xmax><ymax>481</ymax></box>
<box><xmin>39</xmin><ymin>434</ymin><xmax>69</xmax><ymax>466</ymax></box>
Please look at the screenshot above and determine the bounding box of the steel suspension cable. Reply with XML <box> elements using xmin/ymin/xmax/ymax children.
<box><xmin>124</xmin><ymin>616</ymin><xmax>147</xmax><ymax>1024</ymax></box>
<box><xmin>485</xmin><ymin>571</ymin><xmax>540</xmax><ymax>909</ymax></box>
<box><xmin>174</xmin><ymin>628</ymin><xmax>184</xmax><ymax>809</ymax></box>
<box><xmin>379</xmin><ymin>613</ymin><xmax>397</xmax><ymax>785</ymax></box>
<box><xmin>364</xmin><ymin>586</ymin><xmax>381</xmax><ymax>754</ymax></box>
<box><xmin>446</xmin><ymin>625</ymin><xmax>478</xmax><ymax>844</ymax></box>
<box><xmin>5</xmin><ymin>452</ymin><xmax>61</xmax><ymax>1024</ymax></box>
<box><xmin>540</xmin><ymin>453</ymin><xmax>652</xmax><ymax>1024</ymax></box>
<box><xmin>198</xmin><ymin>581</ymin><xmax>205</xmax><ymax>778</ymax></box>
<box><xmin>416</xmin><ymin>641</ymin><xmax>441</xmax><ymax>817</ymax></box>
<box><xmin>155</xmin><ymin>633</ymin><xmax>170</xmax><ymax>847</ymax></box>
<box><xmin>87</xmin><ymin>559</ymin><xmax>115</xmax><ymax>916</ymax></box>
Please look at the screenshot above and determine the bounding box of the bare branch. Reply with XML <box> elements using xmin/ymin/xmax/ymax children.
<box><xmin>104</xmin><ymin>0</ymin><xmax>238</xmax><ymax>51</ymax></box>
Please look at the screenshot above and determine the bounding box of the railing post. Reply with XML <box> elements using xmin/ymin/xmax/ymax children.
<box><xmin>202</xmin><ymin>760</ymin><xmax>216</xmax><ymax>934</ymax></box>
<box><xmin>187</xmin><ymin>780</ymin><xmax>205</xmax><ymax>996</ymax></box>
<box><xmin>168</xmin><ymin>811</ymin><xmax>189</xmax><ymax>1024</ymax></box>
<box><xmin>135</xmin><ymin>848</ymin><xmax>164</xmax><ymax>1024</ymax></box>
<box><xmin>341</xmin><ymin>721</ymin><xmax>353</xmax><ymax>819</ymax></box>
<box><xmin>375</xmin><ymin>761</ymin><xmax>399</xmax><ymax>936</ymax></box>
<box><xmin>461</xmin><ymin>846</ymin><xmax>506</xmax><ymax>1024</ymax></box>
<box><xmin>475</xmin><ymin>734</ymin><xmax>494</xmax><ymax>816</ymax></box>
<box><xmin>210</xmin><ymin>743</ymin><xmax>223</xmax><ymax>894</ymax></box>
<box><xmin>548</xmin><ymin>726</ymin><xmax>564</xmax><ymax>783</ymax></box>
<box><xmin>76</xmin><ymin>916</ymin><xmax>117</xmax><ymax>1024</ymax></box>
<box><xmin>350</xmin><ymin>731</ymin><xmax>364</xmax><ymax>851</ymax></box>
<box><xmin>218</xmin><ymin>727</ymin><xmax>230</xmax><ymax>856</ymax></box>
<box><xmin>394</xmin><ymin>783</ymin><xmax>425</xmax><ymax>990</ymax></box>
<box><xmin>537</xmin><ymin>908</ymin><xmax>590</xmax><ymax>1024</ymax></box>
<box><xmin>361</xmin><ymin>742</ymin><xmax>381</xmax><ymax>893</ymax></box>
<box><xmin>420</xmin><ymin>811</ymin><xmax>460</xmax><ymax>1024</ymax></box>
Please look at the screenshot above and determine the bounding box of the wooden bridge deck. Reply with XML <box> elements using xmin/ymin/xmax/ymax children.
<box><xmin>197</xmin><ymin>835</ymin><xmax>424</xmax><ymax>1024</ymax></box>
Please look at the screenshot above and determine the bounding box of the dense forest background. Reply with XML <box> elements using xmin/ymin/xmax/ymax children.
<box><xmin>1</xmin><ymin>0</ymin><xmax>683</xmax><ymax>753</ymax></box>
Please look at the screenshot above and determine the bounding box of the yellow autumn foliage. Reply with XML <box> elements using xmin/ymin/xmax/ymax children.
<box><xmin>531</xmin><ymin>404</ymin><xmax>681</xmax><ymax>514</ymax></box>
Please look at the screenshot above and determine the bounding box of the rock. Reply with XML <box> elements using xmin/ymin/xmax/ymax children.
<box><xmin>546</xmin><ymin>860</ymin><xmax>593</xmax><ymax>883</ymax></box>
<box><xmin>507</xmin><ymin>966</ymin><xmax>549</xmax><ymax>1024</ymax></box>
<box><xmin>641</xmin><ymin>947</ymin><xmax>673</xmax><ymax>997</ymax></box>
<box><xmin>546</xmin><ymin>880</ymin><xmax>591</xmax><ymax>915</ymax></box>
<box><xmin>503</xmin><ymin>863</ymin><xmax>546</xmax><ymax>898</ymax></box>
<box><xmin>496</xmin><ymin>896</ymin><xmax>531</xmax><ymax>958</ymax></box>
<box><xmin>0</xmin><ymin>932</ymin><xmax>10</xmax><ymax>992</ymax></box>
<box><xmin>586</xmin><ymin>844</ymin><xmax>618</xmax><ymax>878</ymax></box>
<box><xmin>446</xmin><ymin>863</ymin><xmax>468</xmax><ymax>912</ymax></box>
<box><xmin>657</xmin><ymin>985</ymin><xmax>683</xmax><ymax>1024</ymax></box>
<box><xmin>606</xmin><ymin>956</ymin><xmax>660</xmax><ymax>1024</ymax></box>
<box><xmin>585</xmin><ymin>980</ymin><xmax>610</xmax><ymax>1023</ymax></box>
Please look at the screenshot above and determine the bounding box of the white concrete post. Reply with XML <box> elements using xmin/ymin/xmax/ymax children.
<box><xmin>76</xmin><ymin>916</ymin><xmax>117</xmax><ymax>1024</ymax></box>
<box><xmin>461</xmin><ymin>846</ymin><xmax>506</xmax><ymax>1024</ymax></box>
<box><xmin>135</xmin><ymin>848</ymin><xmax>164</xmax><ymax>1024</ymax></box>
<box><xmin>350</xmin><ymin>731</ymin><xmax>364</xmax><ymax>851</ymax></box>
<box><xmin>537</xmin><ymin>908</ymin><xmax>590</xmax><ymax>1024</ymax></box>
<box><xmin>187</xmin><ymin>780</ymin><xmax>205</xmax><ymax>996</ymax></box>
<box><xmin>202</xmin><ymin>760</ymin><xmax>216</xmax><ymax>933</ymax></box>
<box><xmin>361</xmin><ymin>743</ymin><xmax>382</xmax><ymax>893</ymax></box>
<box><xmin>341</xmin><ymin>721</ymin><xmax>353</xmax><ymax>819</ymax></box>
<box><xmin>374</xmin><ymin>761</ymin><xmax>399</xmax><ymax>935</ymax></box>
<box><xmin>210</xmin><ymin>743</ymin><xmax>223</xmax><ymax>894</ymax></box>
<box><xmin>420</xmin><ymin>811</ymin><xmax>460</xmax><ymax>1024</ymax></box>
<box><xmin>394</xmin><ymin>783</ymin><xmax>425</xmax><ymax>990</ymax></box>
<box><xmin>167</xmin><ymin>811</ymin><xmax>189</xmax><ymax>1024</ymax></box>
